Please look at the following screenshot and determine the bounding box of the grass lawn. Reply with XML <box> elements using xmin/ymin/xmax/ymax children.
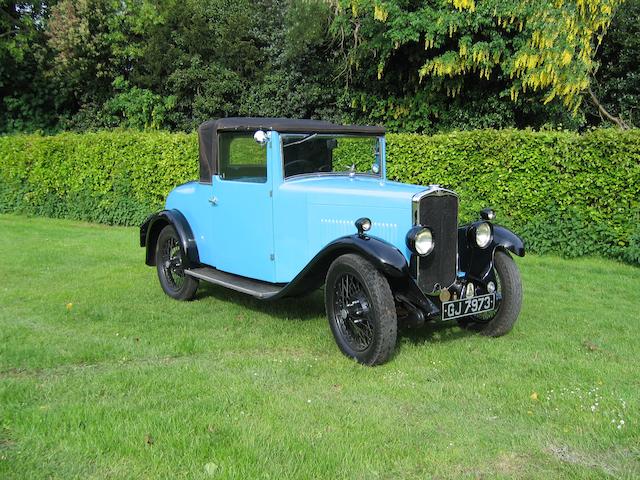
<box><xmin>1</xmin><ymin>214</ymin><xmax>638</xmax><ymax>479</ymax></box>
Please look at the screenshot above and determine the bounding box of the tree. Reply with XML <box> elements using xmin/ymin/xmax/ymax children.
<box><xmin>587</xmin><ymin>0</ymin><xmax>639</xmax><ymax>128</ymax></box>
<box><xmin>133</xmin><ymin>0</ymin><xmax>341</xmax><ymax>130</ymax></box>
<box><xmin>0</xmin><ymin>0</ymin><xmax>342</xmax><ymax>132</ymax></box>
<box><xmin>45</xmin><ymin>0</ymin><xmax>162</xmax><ymax>117</ymax></box>
<box><xmin>329</xmin><ymin>0</ymin><xmax>623</xmax><ymax>130</ymax></box>
<box><xmin>0</xmin><ymin>1</ymin><xmax>59</xmax><ymax>132</ymax></box>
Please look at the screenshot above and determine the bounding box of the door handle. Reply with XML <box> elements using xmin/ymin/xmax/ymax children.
<box><xmin>208</xmin><ymin>196</ymin><xmax>218</xmax><ymax>206</ymax></box>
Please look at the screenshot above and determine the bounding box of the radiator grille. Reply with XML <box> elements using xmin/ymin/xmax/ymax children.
<box><xmin>412</xmin><ymin>191</ymin><xmax>458</xmax><ymax>293</ymax></box>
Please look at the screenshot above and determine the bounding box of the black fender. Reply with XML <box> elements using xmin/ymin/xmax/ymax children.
<box><xmin>140</xmin><ymin>209</ymin><xmax>200</xmax><ymax>267</ymax></box>
<box><xmin>273</xmin><ymin>233</ymin><xmax>439</xmax><ymax>317</ymax></box>
<box><xmin>493</xmin><ymin>224</ymin><xmax>526</xmax><ymax>257</ymax></box>
<box><xmin>272</xmin><ymin>234</ymin><xmax>413</xmax><ymax>299</ymax></box>
<box><xmin>457</xmin><ymin>222</ymin><xmax>525</xmax><ymax>283</ymax></box>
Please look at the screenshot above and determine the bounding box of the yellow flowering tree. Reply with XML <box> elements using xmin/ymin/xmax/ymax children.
<box><xmin>330</xmin><ymin>0</ymin><xmax>624</xmax><ymax>119</ymax></box>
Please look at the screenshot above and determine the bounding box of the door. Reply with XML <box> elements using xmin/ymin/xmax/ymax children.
<box><xmin>209</xmin><ymin>132</ymin><xmax>275</xmax><ymax>282</ymax></box>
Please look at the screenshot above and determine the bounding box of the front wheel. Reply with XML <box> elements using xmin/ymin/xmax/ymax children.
<box><xmin>155</xmin><ymin>224</ymin><xmax>199</xmax><ymax>301</ymax></box>
<box><xmin>325</xmin><ymin>254</ymin><xmax>397</xmax><ymax>365</ymax></box>
<box><xmin>459</xmin><ymin>250</ymin><xmax>523</xmax><ymax>336</ymax></box>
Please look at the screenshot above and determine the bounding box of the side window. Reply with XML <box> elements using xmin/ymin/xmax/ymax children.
<box><xmin>218</xmin><ymin>133</ymin><xmax>267</xmax><ymax>183</ymax></box>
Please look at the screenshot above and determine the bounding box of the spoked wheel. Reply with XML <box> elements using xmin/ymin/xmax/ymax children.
<box><xmin>155</xmin><ymin>225</ymin><xmax>199</xmax><ymax>301</ymax></box>
<box><xmin>334</xmin><ymin>274</ymin><xmax>374</xmax><ymax>352</ymax></box>
<box><xmin>458</xmin><ymin>250</ymin><xmax>522</xmax><ymax>337</ymax></box>
<box><xmin>325</xmin><ymin>254</ymin><xmax>397</xmax><ymax>365</ymax></box>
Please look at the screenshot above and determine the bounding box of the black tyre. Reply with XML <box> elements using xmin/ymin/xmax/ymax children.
<box><xmin>459</xmin><ymin>250</ymin><xmax>522</xmax><ymax>336</ymax></box>
<box><xmin>325</xmin><ymin>254</ymin><xmax>397</xmax><ymax>365</ymax></box>
<box><xmin>155</xmin><ymin>224</ymin><xmax>199</xmax><ymax>301</ymax></box>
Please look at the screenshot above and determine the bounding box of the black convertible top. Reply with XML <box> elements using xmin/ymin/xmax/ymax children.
<box><xmin>197</xmin><ymin>117</ymin><xmax>385</xmax><ymax>183</ymax></box>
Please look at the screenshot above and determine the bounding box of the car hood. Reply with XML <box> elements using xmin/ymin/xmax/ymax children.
<box><xmin>280</xmin><ymin>175</ymin><xmax>426</xmax><ymax>209</ymax></box>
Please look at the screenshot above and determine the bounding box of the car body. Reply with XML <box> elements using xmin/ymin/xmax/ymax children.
<box><xmin>141</xmin><ymin>117</ymin><xmax>525</xmax><ymax>365</ymax></box>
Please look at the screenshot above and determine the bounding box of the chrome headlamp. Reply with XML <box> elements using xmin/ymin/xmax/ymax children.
<box><xmin>406</xmin><ymin>226</ymin><xmax>435</xmax><ymax>256</ymax></box>
<box><xmin>473</xmin><ymin>222</ymin><xmax>492</xmax><ymax>249</ymax></box>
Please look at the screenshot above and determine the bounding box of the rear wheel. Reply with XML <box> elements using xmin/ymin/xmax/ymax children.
<box><xmin>156</xmin><ymin>224</ymin><xmax>199</xmax><ymax>301</ymax></box>
<box><xmin>325</xmin><ymin>254</ymin><xmax>397</xmax><ymax>365</ymax></box>
<box><xmin>459</xmin><ymin>250</ymin><xmax>522</xmax><ymax>336</ymax></box>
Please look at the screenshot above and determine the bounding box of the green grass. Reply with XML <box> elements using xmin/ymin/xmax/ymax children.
<box><xmin>1</xmin><ymin>214</ymin><xmax>638</xmax><ymax>479</ymax></box>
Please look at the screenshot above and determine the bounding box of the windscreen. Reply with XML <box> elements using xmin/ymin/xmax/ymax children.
<box><xmin>282</xmin><ymin>134</ymin><xmax>381</xmax><ymax>178</ymax></box>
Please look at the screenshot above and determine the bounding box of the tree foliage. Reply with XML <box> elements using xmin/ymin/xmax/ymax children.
<box><xmin>588</xmin><ymin>0</ymin><xmax>640</xmax><ymax>127</ymax></box>
<box><xmin>0</xmin><ymin>1</ymin><xmax>59</xmax><ymax>132</ymax></box>
<box><xmin>330</xmin><ymin>0</ymin><xmax>624</xmax><ymax>130</ymax></box>
<box><xmin>1</xmin><ymin>0</ymin><xmax>342</xmax><ymax>132</ymax></box>
<box><xmin>46</xmin><ymin>0</ymin><xmax>161</xmax><ymax>105</ymax></box>
<box><xmin>0</xmin><ymin>0</ymin><xmax>637</xmax><ymax>133</ymax></box>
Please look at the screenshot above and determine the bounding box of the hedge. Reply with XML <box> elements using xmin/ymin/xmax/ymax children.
<box><xmin>1</xmin><ymin>129</ymin><xmax>639</xmax><ymax>264</ymax></box>
<box><xmin>0</xmin><ymin>131</ymin><xmax>197</xmax><ymax>227</ymax></box>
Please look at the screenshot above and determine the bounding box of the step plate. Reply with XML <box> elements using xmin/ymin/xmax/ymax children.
<box><xmin>185</xmin><ymin>267</ymin><xmax>284</xmax><ymax>299</ymax></box>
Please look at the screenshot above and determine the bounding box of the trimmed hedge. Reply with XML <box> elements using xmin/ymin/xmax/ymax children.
<box><xmin>1</xmin><ymin>129</ymin><xmax>639</xmax><ymax>264</ymax></box>
<box><xmin>0</xmin><ymin>131</ymin><xmax>197</xmax><ymax>226</ymax></box>
<box><xmin>386</xmin><ymin>130</ymin><xmax>640</xmax><ymax>264</ymax></box>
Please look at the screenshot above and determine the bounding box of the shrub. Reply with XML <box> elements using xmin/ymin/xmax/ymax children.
<box><xmin>1</xmin><ymin>128</ymin><xmax>638</xmax><ymax>264</ymax></box>
<box><xmin>0</xmin><ymin>131</ymin><xmax>197</xmax><ymax>226</ymax></box>
<box><xmin>386</xmin><ymin>129</ymin><xmax>640</xmax><ymax>264</ymax></box>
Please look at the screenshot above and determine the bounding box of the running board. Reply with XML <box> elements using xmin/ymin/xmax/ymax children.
<box><xmin>185</xmin><ymin>267</ymin><xmax>285</xmax><ymax>299</ymax></box>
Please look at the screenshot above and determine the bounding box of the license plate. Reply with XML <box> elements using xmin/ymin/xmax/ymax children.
<box><xmin>442</xmin><ymin>293</ymin><xmax>496</xmax><ymax>321</ymax></box>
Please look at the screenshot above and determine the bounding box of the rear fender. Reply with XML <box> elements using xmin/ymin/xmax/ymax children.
<box><xmin>140</xmin><ymin>210</ymin><xmax>200</xmax><ymax>267</ymax></box>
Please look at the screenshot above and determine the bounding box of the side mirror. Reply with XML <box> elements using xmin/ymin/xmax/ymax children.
<box><xmin>253</xmin><ymin>130</ymin><xmax>269</xmax><ymax>146</ymax></box>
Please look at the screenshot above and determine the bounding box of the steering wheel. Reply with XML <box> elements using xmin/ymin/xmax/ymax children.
<box><xmin>285</xmin><ymin>159</ymin><xmax>314</xmax><ymax>177</ymax></box>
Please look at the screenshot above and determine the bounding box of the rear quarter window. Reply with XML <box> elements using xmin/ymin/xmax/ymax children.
<box><xmin>219</xmin><ymin>133</ymin><xmax>267</xmax><ymax>183</ymax></box>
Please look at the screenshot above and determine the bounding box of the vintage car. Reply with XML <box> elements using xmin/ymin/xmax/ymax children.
<box><xmin>140</xmin><ymin>117</ymin><xmax>524</xmax><ymax>365</ymax></box>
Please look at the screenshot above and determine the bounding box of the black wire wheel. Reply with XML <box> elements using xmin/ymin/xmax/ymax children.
<box><xmin>325</xmin><ymin>254</ymin><xmax>397</xmax><ymax>365</ymax></box>
<box><xmin>458</xmin><ymin>250</ymin><xmax>522</xmax><ymax>337</ymax></box>
<box><xmin>155</xmin><ymin>224</ymin><xmax>199</xmax><ymax>301</ymax></box>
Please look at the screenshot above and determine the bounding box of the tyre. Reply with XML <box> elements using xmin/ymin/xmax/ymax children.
<box><xmin>155</xmin><ymin>224</ymin><xmax>199</xmax><ymax>301</ymax></box>
<box><xmin>459</xmin><ymin>250</ymin><xmax>522</xmax><ymax>336</ymax></box>
<box><xmin>325</xmin><ymin>253</ymin><xmax>397</xmax><ymax>365</ymax></box>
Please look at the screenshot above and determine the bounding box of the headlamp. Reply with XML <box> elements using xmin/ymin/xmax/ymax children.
<box><xmin>474</xmin><ymin>222</ymin><xmax>492</xmax><ymax>249</ymax></box>
<box><xmin>406</xmin><ymin>226</ymin><xmax>435</xmax><ymax>256</ymax></box>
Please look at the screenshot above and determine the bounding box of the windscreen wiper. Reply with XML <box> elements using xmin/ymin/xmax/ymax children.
<box><xmin>283</xmin><ymin>133</ymin><xmax>318</xmax><ymax>148</ymax></box>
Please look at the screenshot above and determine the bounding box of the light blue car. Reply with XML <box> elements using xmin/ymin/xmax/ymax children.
<box><xmin>141</xmin><ymin>117</ymin><xmax>525</xmax><ymax>365</ymax></box>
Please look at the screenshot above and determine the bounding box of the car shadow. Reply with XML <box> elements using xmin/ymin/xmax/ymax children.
<box><xmin>195</xmin><ymin>284</ymin><xmax>325</xmax><ymax>322</ymax></box>
<box><xmin>196</xmin><ymin>283</ymin><xmax>476</xmax><ymax>347</ymax></box>
<box><xmin>397</xmin><ymin>321</ymin><xmax>474</xmax><ymax>346</ymax></box>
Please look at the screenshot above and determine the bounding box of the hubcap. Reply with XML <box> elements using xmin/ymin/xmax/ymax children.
<box><xmin>333</xmin><ymin>273</ymin><xmax>374</xmax><ymax>352</ymax></box>
<box><xmin>160</xmin><ymin>236</ymin><xmax>185</xmax><ymax>290</ymax></box>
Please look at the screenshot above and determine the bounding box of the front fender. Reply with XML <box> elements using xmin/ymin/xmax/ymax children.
<box><xmin>329</xmin><ymin>234</ymin><xmax>411</xmax><ymax>279</ymax></box>
<box><xmin>492</xmin><ymin>224</ymin><xmax>525</xmax><ymax>257</ymax></box>
<box><xmin>458</xmin><ymin>222</ymin><xmax>525</xmax><ymax>282</ymax></box>
<box><xmin>273</xmin><ymin>234</ymin><xmax>412</xmax><ymax>298</ymax></box>
<box><xmin>140</xmin><ymin>209</ymin><xmax>200</xmax><ymax>267</ymax></box>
